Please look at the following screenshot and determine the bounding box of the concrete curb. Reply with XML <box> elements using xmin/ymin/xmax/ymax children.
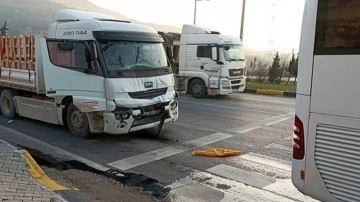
<box><xmin>23</xmin><ymin>150</ymin><xmax>71</xmax><ymax>191</ymax></box>
<box><xmin>244</xmin><ymin>89</ymin><xmax>296</xmax><ymax>97</ymax></box>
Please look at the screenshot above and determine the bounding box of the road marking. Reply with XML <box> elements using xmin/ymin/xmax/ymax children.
<box><xmin>206</xmin><ymin>164</ymin><xmax>276</xmax><ymax>188</ymax></box>
<box><xmin>179</xmin><ymin>100</ymin><xmax>279</xmax><ymax>115</ymax></box>
<box><xmin>108</xmin><ymin>133</ymin><xmax>233</xmax><ymax>171</ymax></box>
<box><xmin>228</xmin><ymin>155</ymin><xmax>291</xmax><ymax>179</ymax></box>
<box><xmin>168</xmin><ymin>171</ymin><xmax>296</xmax><ymax>202</ymax></box>
<box><xmin>237</xmin><ymin>96</ymin><xmax>296</xmax><ymax>105</ymax></box>
<box><xmin>229</xmin><ymin>113</ymin><xmax>293</xmax><ymax>134</ymax></box>
<box><xmin>240</xmin><ymin>152</ymin><xmax>292</xmax><ymax>172</ymax></box>
<box><xmin>109</xmin><ymin>113</ymin><xmax>293</xmax><ymax>170</ymax></box>
<box><xmin>265</xmin><ymin>143</ymin><xmax>293</xmax><ymax>152</ymax></box>
<box><xmin>264</xmin><ymin>114</ymin><xmax>294</xmax><ymax>126</ymax></box>
<box><xmin>264</xmin><ymin>179</ymin><xmax>320</xmax><ymax>202</ymax></box>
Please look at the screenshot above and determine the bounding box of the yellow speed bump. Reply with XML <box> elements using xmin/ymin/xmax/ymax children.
<box><xmin>192</xmin><ymin>148</ymin><xmax>241</xmax><ymax>157</ymax></box>
<box><xmin>23</xmin><ymin>150</ymin><xmax>70</xmax><ymax>191</ymax></box>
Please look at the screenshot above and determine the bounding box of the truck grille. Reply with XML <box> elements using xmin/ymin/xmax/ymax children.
<box><xmin>128</xmin><ymin>88</ymin><xmax>167</xmax><ymax>99</ymax></box>
<box><xmin>229</xmin><ymin>68</ymin><xmax>244</xmax><ymax>77</ymax></box>
<box><xmin>132</xmin><ymin>114</ymin><xmax>163</xmax><ymax>127</ymax></box>
<box><xmin>132</xmin><ymin>103</ymin><xmax>168</xmax><ymax>127</ymax></box>
<box><xmin>315</xmin><ymin>124</ymin><xmax>360</xmax><ymax>202</ymax></box>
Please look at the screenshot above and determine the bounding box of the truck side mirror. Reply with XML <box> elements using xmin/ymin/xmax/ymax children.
<box><xmin>166</xmin><ymin>46</ymin><xmax>174</xmax><ymax>59</ymax></box>
<box><xmin>166</xmin><ymin>46</ymin><xmax>175</xmax><ymax>66</ymax></box>
<box><xmin>211</xmin><ymin>47</ymin><xmax>218</xmax><ymax>61</ymax></box>
<box><xmin>90</xmin><ymin>43</ymin><xmax>98</xmax><ymax>61</ymax></box>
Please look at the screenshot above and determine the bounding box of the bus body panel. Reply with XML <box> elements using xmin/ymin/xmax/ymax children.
<box><xmin>296</xmin><ymin>0</ymin><xmax>317</xmax><ymax>95</ymax></box>
<box><xmin>311</xmin><ymin>55</ymin><xmax>360</xmax><ymax>118</ymax></box>
<box><xmin>292</xmin><ymin>94</ymin><xmax>310</xmax><ymax>192</ymax></box>
<box><xmin>307</xmin><ymin>113</ymin><xmax>360</xmax><ymax>202</ymax></box>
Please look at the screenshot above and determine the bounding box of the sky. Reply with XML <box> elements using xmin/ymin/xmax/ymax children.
<box><xmin>89</xmin><ymin>0</ymin><xmax>304</xmax><ymax>54</ymax></box>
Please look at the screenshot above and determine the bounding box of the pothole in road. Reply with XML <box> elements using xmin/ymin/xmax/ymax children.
<box><xmin>22</xmin><ymin>146</ymin><xmax>171</xmax><ymax>202</ymax></box>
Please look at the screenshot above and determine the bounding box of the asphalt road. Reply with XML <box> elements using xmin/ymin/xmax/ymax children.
<box><xmin>0</xmin><ymin>93</ymin><xmax>310</xmax><ymax>201</ymax></box>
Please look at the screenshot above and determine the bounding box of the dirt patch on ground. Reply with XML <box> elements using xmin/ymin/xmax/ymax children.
<box><xmin>43</xmin><ymin>167</ymin><xmax>167</xmax><ymax>202</ymax></box>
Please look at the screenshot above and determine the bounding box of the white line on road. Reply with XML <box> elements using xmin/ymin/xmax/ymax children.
<box><xmin>264</xmin><ymin>179</ymin><xmax>320</xmax><ymax>202</ymax></box>
<box><xmin>179</xmin><ymin>100</ymin><xmax>279</xmax><ymax>115</ymax></box>
<box><xmin>206</xmin><ymin>164</ymin><xmax>276</xmax><ymax>188</ymax></box>
<box><xmin>229</xmin><ymin>113</ymin><xmax>293</xmax><ymax>134</ymax></box>
<box><xmin>240</xmin><ymin>152</ymin><xmax>292</xmax><ymax>172</ymax></box>
<box><xmin>108</xmin><ymin>113</ymin><xmax>293</xmax><ymax>171</ymax></box>
<box><xmin>236</xmin><ymin>96</ymin><xmax>296</xmax><ymax>105</ymax></box>
<box><xmin>265</xmin><ymin>143</ymin><xmax>293</xmax><ymax>153</ymax></box>
<box><xmin>168</xmin><ymin>171</ymin><xmax>297</xmax><ymax>202</ymax></box>
<box><xmin>108</xmin><ymin>133</ymin><xmax>233</xmax><ymax>171</ymax></box>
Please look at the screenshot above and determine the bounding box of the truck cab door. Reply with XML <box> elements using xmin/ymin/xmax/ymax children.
<box><xmin>197</xmin><ymin>45</ymin><xmax>220</xmax><ymax>76</ymax></box>
<box><xmin>41</xmin><ymin>39</ymin><xmax>106</xmax><ymax>111</ymax></box>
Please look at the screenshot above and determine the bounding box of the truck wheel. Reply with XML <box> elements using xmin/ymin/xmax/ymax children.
<box><xmin>188</xmin><ymin>79</ymin><xmax>207</xmax><ymax>98</ymax></box>
<box><xmin>0</xmin><ymin>89</ymin><xmax>18</xmax><ymax>119</ymax></box>
<box><xmin>66</xmin><ymin>103</ymin><xmax>91</xmax><ymax>138</ymax></box>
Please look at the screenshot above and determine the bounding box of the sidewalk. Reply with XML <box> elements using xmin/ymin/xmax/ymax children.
<box><xmin>0</xmin><ymin>139</ymin><xmax>66</xmax><ymax>202</ymax></box>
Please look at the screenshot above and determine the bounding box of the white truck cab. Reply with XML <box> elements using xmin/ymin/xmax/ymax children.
<box><xmin>0</xmin><ymin>9</ymin><xmax>178</xmax><ymax>137</ymax></box>
<box><xmin>175</xmin><ymin>25</ymin><xmax>246</xmax><ymax>98</ymax></box>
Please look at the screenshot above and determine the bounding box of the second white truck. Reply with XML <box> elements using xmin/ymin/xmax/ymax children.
<box><xmin>164</xmin><ymin>25</ymin><xmax>247</xmax><ymax>98</ymax></box>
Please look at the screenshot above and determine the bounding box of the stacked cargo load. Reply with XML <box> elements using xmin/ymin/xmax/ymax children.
<box><xmin>0</xmin><ymin>35</ymin><xmax>37</xmax><ymax>91</ymax></box>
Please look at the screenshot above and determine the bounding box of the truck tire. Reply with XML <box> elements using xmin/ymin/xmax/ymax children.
<box><xmin>188</xmin><ymin>79</ymin><xmax>207</xmax><ymax>98</ymax></box>
<box><xmin>0</xmin><ymin>89</ymin><xmax>18</xmax><ymax>119</ymax></box>
<box><xmin>66</xmin><ymin>103</ymin><xmax>91</xmax><ymax>138</ymax></box>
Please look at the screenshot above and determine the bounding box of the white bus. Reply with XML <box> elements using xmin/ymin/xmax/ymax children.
<box><xmin>292</xmin><ymin>0</ymin><xmax>360</xmax><ymax>201</ymax></box>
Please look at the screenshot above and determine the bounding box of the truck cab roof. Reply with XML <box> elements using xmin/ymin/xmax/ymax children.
<box><xmin>47</xmin><ymin>9</ymin><xmax>160</xmax><ymax>40</ymax></box>
<box><xmin>180</xmin><ymin>24</ymin><xmax>242</xmax><ymax>46</ymax></box>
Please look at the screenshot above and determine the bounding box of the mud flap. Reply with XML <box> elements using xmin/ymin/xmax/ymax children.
<box><xmin>155</xmin><ymin>111</ymin><xmax>167</xmax><ymax>137</ymax></box>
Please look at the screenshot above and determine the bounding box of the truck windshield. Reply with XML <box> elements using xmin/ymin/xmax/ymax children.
<box><xmin>224</xmin><ymin>45</ymin><xmax>245</xmax><ymax>62</ymax></box>
<box><xmin>99</xmin><ymin>41</ymin><xmax>168</xmax><ymax>72</ymax></box>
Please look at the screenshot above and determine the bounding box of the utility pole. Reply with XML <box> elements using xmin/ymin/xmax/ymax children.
<box><xmin>240</xmin><ymin>0</ymin><xmax>246</xmax><ymax>40</ymax></box>
<box><xmin>194</xmin><ymin>0</ymin><xmax>209</xmax><ymax>25</ymax></box>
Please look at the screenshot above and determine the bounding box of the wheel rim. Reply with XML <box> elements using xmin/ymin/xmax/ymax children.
<box><xmin>1</xmin><ymin>97</ymin><xmax>11</xmax><ymax>115</ymax></box>
<box><xmin>70</xmin><ymin>110</ymin><xmax>85</xmax><ymax>132</ymax></box>
<box><xmin>192</xmin><ymin>84</ymin><xmax>201</xmax><ymax>94</ymax></box>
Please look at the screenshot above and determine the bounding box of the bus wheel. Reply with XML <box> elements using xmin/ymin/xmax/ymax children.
<box><xmin>0</xmin><ymin>89</ymin><xmax>18</xmax><ymax>119</ymax></box>
<box><xmin>188</xmin><ymin>79</ymin><xmax>207</xmax><ymax>98</ymax></box>
<box><xmin>66</xmin><ymin>103</ymin><xmax>91</xmax><ymax>138</ymax></box>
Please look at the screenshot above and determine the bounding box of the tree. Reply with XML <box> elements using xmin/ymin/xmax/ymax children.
<box><xmin>286</xmin><ymin>53</ymin><xmax>296</xmax><ymax>85</ymax></box>
<box><xmin>286</xmin><ymin>53</ymin><xmax>299</xmax><ymax>85</ymax></box>
<box><xmin>277</xmin><ymin>55</ymin><xmax>289</xmax><ymax>84</ymax></box>
<box><xmin>254</xmin><ymin>59</ymin><xmax>268</xmax><ymax>83</ymax></box>
<box><xmin>293</xmin><ymin>54</ymin><xmax>299</xmax><ymax>85</ymax></box>
<box><xmin>268</xmin><ymin>52</ymin><xmax>281</xmax><ymax>83</ymax></box>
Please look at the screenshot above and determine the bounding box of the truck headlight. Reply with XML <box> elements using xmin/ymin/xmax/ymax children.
<box><xmin>115</xmin><ymin>112</ymin><xmax>130</xmax><ymax>120</ymax></box>
<box><xmin>170</xmin><ymin>101</ymin><xmax>178</xmax><ymax>110</ymax></box>
<box><xmin>221</xmin><ymin>80</ymin><xmax>230</xmax><ymax>86</ymax></box>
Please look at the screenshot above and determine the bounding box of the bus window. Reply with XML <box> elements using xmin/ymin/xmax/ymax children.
<box><xmin>315</xmin><ymin>0</ymin><xmax>360</xmax><ymax>54</ymax></box>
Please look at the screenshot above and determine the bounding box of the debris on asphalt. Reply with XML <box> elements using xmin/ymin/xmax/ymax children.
<box><xmin>192</xmin><ymin>148</ymin><xmax>241</xmax><ymax>157</ymax></box>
